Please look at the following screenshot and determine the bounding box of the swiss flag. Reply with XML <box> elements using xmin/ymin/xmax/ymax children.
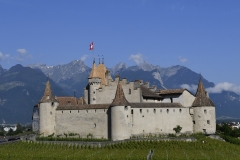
<box><xmin>90</xmin><ymin>42</ymin><xmax>94</xmax><ymax>50</ymax></box>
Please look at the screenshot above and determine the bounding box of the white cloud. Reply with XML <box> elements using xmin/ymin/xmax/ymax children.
<box><xmin>181</xmin><ymin>82</ymin><xmax>240</xmax><ymax>95</ymax></box>
<box><xmin>80</xmin><ymin>55</ymin><xmax>88</xmax><ymax>61</ymax></box>
<box><xmin>178</xmin><ymin>56</ymin><xmax>188</xmax><ymax>63</ymax></box>
<box><xmin>15</xmin><ymin>48</ymin><xmax>32</xmax><ymax>62</ymax></box>
<box><xmin>180</xmin><ymin>84</ymin><xmax>198</xmax><ymax>93</ymax></box>
<box><xmin>206</xmin><ymin>82</ymin><xmax>240</xmax><ymax>95</ymax></box>
<box><xmin>129</xmin><ymin>53</ymin><xmax>144</xmax><ymax>65</ymax></box>
<box><xmin>17</xmin><ymin>48</ymin><xmax>27</xmax><ymax>56</ymax></box>
<box><xmin>16</xmin><ymin>57</ymin><xmax>24</xmax><ymax>62</ymax></box>
<box><xmin>0</xmin><ymin>52</ymin><xmax>10</xmax><ymax>61</ymax></box>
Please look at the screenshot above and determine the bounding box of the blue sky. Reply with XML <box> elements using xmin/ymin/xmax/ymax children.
<box><xmin>0</xmin><ymin>1</ymin><xmax>240</xmax><ymax>89</ymax></box>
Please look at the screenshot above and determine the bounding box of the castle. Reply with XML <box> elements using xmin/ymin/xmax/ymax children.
<box><xmin>32</xmin><ymin>60</ymin><xmax>216</xmax><ymax>141</ymax></box>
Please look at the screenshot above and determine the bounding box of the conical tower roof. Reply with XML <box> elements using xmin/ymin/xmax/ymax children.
<box><xmin>88</xmin><ymin>62</ymin><xmax>100</xmax><ymax>79</ymax></box>
<box><xmin>97</xmin><ymin>63</ymin><xmax>108</xmax><ymax>85</ymax></box>
<box><xmin>192</xmin><ymin>78</ymin><xmax>215</xmax><ymax>107</ymax></box>
<box><xmin>40</xmin><ymin>80</ymin><xmax>57</xmax><ymax>103</ymax></box>
<box><xmin>111</xmin><ymin>83</ymin><xmax>131</xmax><ymax>106</ymax></box>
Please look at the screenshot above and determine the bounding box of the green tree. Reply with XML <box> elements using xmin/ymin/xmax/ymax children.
<box><xmin>7</xmin><ymin>128</ymin><xmax>14</xmax><ymax>136</ymax></box>
<box><xmin>14</xmin><ymin>123</ymin><xmax>23</xmax><ymax>135</ymax></box>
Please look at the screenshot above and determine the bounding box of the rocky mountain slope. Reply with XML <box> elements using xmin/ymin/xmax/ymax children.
<box><xmin>1</xmin><ymin>60</ymin><xmax>239</xmax><ymax>123</ymax></box>
<box><xmin>29</xmin><ymin>60</ymin><xmax>91</xmax><ymax>97</ymax></box>
<box><xmin>0</xmin><ymin>64</ymin><xmax>67</xmax><ymax>124</ymax></box>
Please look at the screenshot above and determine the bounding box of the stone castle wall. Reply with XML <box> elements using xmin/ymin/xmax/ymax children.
<box><xmin>130</xmin><ymin>107</ymin><xmax>193</xmax><ymax>135</ymax></box>
<box><xmin>94</xmin><ymin>80</ymin><xmax>141</xmax><ymax>104</ymax></box>
<box><xmin>55</xmin><ymin>109</ymin><xmax>109</xmax><ymax>139</ymax></box>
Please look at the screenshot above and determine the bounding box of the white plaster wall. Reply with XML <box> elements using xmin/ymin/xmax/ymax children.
<box><xmin>111</xmin><ymin>106</ymin><xmax>131</xmax><ymax>141</ymax></box>
<box><xmin>56</xmin><ymin>109</ymin><xmax>108</xmax><ymax>139</ymax></box>
<box><xmin>141</xmin><ymin>99</ymin><xmax>162</xmax><ymax>103</ymax></box>
<box><xmin>161</xmin><ymin>95</ymin><xmax>182</xmax><ymax>105</ymax></box>
<box><xmin>39</xmin><ymin>102</ymin><xmax>58</xmax><ymax>136</ymax></box>
<box><xmin>182</xmin><ymin>91</ymin><xmax>195</xmax><ymax>107</ymax></box>
<box><xmin>96</xmin><ymin>82</ymin><xmax>141</xmax><ymax>104</ymax></box>
<box><xmin>131</xmin><ymin>107</ymin><xmax>193</xmax><ymax>135</ymax></box>
<box><xmin>84</xmin><ymin>88</ymin><xmax>88</xmax><ymax>104</ymax></box>
<box><xmin>193</xmin><ymin>106</ymin><xmax>216</xmax><ymax>134</ymax></box>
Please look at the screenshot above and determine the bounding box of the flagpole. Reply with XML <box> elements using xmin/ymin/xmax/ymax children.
<box><xmin>92</xmin><ymin>41</ymin><xmax>94</xmax><ymax>63</ymax></box>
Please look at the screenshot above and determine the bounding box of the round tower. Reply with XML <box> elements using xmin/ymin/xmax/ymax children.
<box><xmin>39</xmin><ymin>80</ymin><xmax>58</xmax><ymax>136</ymax></box>
<box><xmin>88</xmin><ymin>61</ymin><xmax>101</xmax><ymax>104</ymax></box>
<box><xmin>192</xmin><ymin>79</ymin><xmax>216</xmax><ymax>134</ymax></box>
<box><xmin>88</xmin><ymin>78</ymin><xmax>101</xmax><ymax>104</ymax></box>
<box><xmin>111</xmin><ymin>83</ymin><xmax>131</xmax><ymax>141</ymax></box>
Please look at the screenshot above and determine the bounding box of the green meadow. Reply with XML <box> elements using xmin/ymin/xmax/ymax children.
<box><xmin>1</xmin><ymin>135</ymin><xmax>240</xmax><ymax>159</ymax></box>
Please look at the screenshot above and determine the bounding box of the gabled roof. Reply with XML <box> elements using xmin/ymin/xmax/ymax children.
<box><xmin>156</xmin><ymin>88</ymin><xmax>194</xmax><ymax>96</ymax></box>
<box><xmin>40</xmin><ymin>80</ymin><xmax>57</xmax><ymax>103</ymax></box>
<box><xmin>140</xmin><ymin>85</ymin><xmax>162</xmax><ymax>99</ymax></box>
<box><xmin>56</xmin><ymin>97</ymin><xmax>78</xmax><ymax>106</ymax></box>
<box><xmin>131</xmin><ymin>103</ymin><xmax>184</xmax><ymax>108</ymax></box>
<box><xmin>156</xmin><ymin>89</ymin><xmax>185</xmax><ymax>94</ymax></box>
<box><xmin>57</xmin><ymin>104</ymin><xmax>110</xmax><ymax>110</ymax></box>
<box><xmin>111</xmin><ymin>83</ymin><xmax>131</xmax><ymax>106</ymax></box>
<box><xmin>192</xmin><ymin>79</ymin><xmax>215</xmax><ymax>107</ymax></box>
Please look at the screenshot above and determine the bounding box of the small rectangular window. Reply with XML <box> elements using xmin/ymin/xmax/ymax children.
<box><xmin>154</xmin><ymin>109</ymin><xmax>156</xmax><ymax>113</ymax></box>
<box><xmin>129</xmin><ymin>89</ymin><xmax>131</xmax><ymax>94</ymax></box>
<box><xmin>207</xmin><ymin>120</ymin><xmax>210</xmax><ymax>124</ymax></box>
<box><xmin>131</xmin><ymin>109</ymin><xmax>133</xmax><ymax>114</ymax></box>
<box><xmin>140</xmin><ymin>109</ymin><xmax>142</xmax><ymax>113</ymax></box>
<box><xmin>193</xmin><ymin>121</ymin><xmax>195</xmax><ymax>124</ymax></box>
<box><xmin>204</xmin><ymin>110</ymin><xmax>207</xmax><ymax>114</ymax></box>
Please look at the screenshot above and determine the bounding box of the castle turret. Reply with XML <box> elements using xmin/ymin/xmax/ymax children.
<box><xmin>88</xmin><ymin>61</ymin><xmax>101</xmax><ymax>104</ymax></box>
<box><xmin>111</xmin><ymin>83</ymin><xmax>131</xmax><ymax>141</ymax></box>
<box><xmin>192</xmin><ymin>78</ymin><xmax>216</xmax><ymax>134</ymax></box>
<box><xmin>39</xmin><ymin>80</ymin><xmax>58</xmax><ymax>136</ymax></box>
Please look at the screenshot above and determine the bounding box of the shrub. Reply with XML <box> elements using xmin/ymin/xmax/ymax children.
<box><xmin>173</xmin><ymin>125</ymin><xmax>182</xmax><ymax>133</ymax></box>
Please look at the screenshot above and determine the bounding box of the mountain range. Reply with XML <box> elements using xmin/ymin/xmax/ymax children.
<box><xmin>0</xmin><ymin>60</ymin><xmax>239</xmax><ymax>124</ymax></box>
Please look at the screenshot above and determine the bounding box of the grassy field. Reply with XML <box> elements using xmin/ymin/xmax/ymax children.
<box><xmin>1</xmin><ymin>136</ymin><xmax>240</xmax><ymax>159</ymax></box>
